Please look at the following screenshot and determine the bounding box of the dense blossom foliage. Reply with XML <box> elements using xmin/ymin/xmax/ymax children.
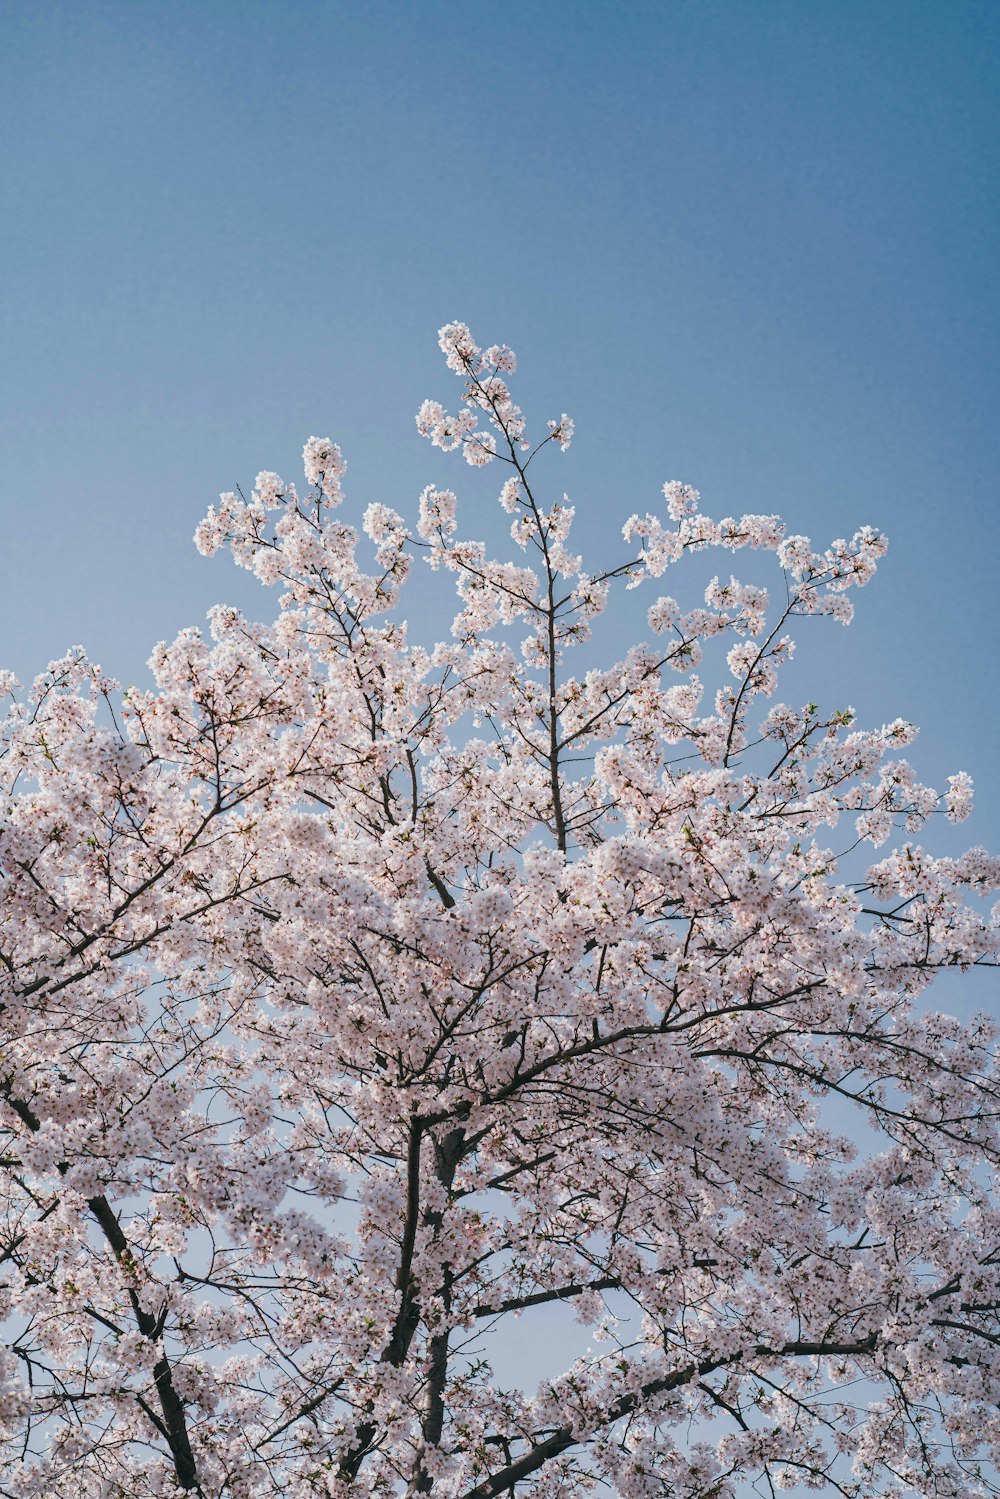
<box><xmin>1</xmin><ymin>324</ymin><xmax>999</xmax><ymax>1497</ymax></box>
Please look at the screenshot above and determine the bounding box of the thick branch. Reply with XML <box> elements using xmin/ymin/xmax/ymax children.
<box><xmin>2</xmin><ymin>1086</ymin><xmax>202</xmax><ymax>1492</ymax></box>
<box><xmin>458</xmin><ymin>1336</ymin><xmax>880</xmax><ymax>1498</ymax></box>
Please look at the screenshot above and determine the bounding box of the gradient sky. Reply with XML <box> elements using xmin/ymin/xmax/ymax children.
<box><xmin>2</xmin><ymin>0</ymin><xmax>999</xmax><ymax>1455</ymax></box>
<box><xmin>4</xmin><ymin>0</ymin><xmax>998</xmax><ymax>848</ymax></box>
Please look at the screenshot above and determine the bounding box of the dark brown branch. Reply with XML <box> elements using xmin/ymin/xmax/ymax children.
<box><xmin>473</xmin><ymin>1275</ymin><xmax>618</xmax><ymax>1319</ymax></box>
<box><xmin>457</xmin><ymin>1335</ymin><xmax>880</xmax><ymax>1498</ymax></box>
<box><xmin>2</xmin><ymin>1086</ymin><xmax>202</xmax><ymax>1492</ymax></box>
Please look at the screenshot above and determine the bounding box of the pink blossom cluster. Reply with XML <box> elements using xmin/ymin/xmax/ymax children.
<box><xmin>0</xmin><ymin>325</ymin><xmax>997</xmax><ymax>1497</ymax></box>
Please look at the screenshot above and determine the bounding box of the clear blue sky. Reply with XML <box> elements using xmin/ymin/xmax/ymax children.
<box><xmin>2</xmin><ymin>0</ymin><xmax>998</xmax><ymax>848</ymax></box>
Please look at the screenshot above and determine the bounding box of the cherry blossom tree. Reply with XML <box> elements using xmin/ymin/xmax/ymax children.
<box><xmin>1</xmin><ymin>324</ymin><xmax>999</xmax><ymax>1498</ymax></box>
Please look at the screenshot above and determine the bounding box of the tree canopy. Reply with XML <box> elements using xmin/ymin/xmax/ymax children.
<box><xmin>1</xmin><ymin>325</ymin><xmax>998</xmax><ymax>1497</ymax></box>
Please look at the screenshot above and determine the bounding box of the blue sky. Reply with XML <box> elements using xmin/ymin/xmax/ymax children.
<box><xmin>2</xmin><ymin>0</ymin><xmax>998</xmax><ymax>851</ymax></box>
